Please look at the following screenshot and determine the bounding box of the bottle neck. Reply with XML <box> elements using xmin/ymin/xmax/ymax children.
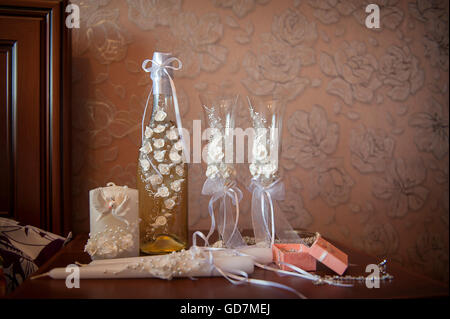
<box><xmin>152</xmin><ymin>75</ymin><xmax>172</xmax><ymax>96</ymax></box>
<box><xmin>150</xmin><ymin>74</ymin><xmax>175</xmax><ymax>124</ymax></box>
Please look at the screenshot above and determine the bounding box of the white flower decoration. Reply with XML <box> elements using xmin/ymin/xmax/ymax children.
<box><xmin>154</xmin><ymin>215</ymin><xmax>167</xmax><ymax>226</ymax></box>
<box><xmin>155</xmin><ymin>185</ymin><xmax>170</xmax><ymax>197</ymax></box>
<box><xmin>167</xmin><ymin>127</ymin><xmax>178</xmax><ymax>140</ymax></box>
<box><xmin>175</xmin><ymin>165</ymin><xmax>184</xmax><ymax>176</ymax></box>
<box><xmin>145</xmin><ymin>126</ymin><xmax>153</xmax><ymax>139</ymax></box>
<box><xmin>261</xmin><ymin>163</ymin><xmax>277</xmax><ymax>178</ymax></box>
<box><xmin>149</xmin><ymin>174</ymin><xmax>163</xmax><ymax>186</ymax></box>
<box><xmin>169</xmin><ymin>151</ymin><xmax>182</xmax><ymax>163</ymax></box>
<box><xmin>121</xmin><ymin>233</ymin><xmax>134</xmax><ymax>250</ymax></box>
<box><xmin>153</xmin><ymin>138</ymin><xmax>165</xmax><ymax>149</ymax></box>
<box><xmin>164</xmin><ymin>198</ymin><xmax>176</xmax><ymax>209</ymax></box>
<box><xmin>154</xmin><ymin>150</ymin><xmax>166</xmax><ymax>162</ymax></box>
<box><xmin>158</xmin><ymin>164</ymin><xmax>171</xmax><ymax>175</ymax></box>
<box><xmin>174</xmin><ymin>140</ymin><xmax>183</xmax><ymax>151</ymax></box>
<box><xmin>206</xmin><ymin>165</ymin><xmax>219</xmax><ymax>178</ymax></box>
<box><xmin>155</xmin><ymin>110</ymin><xmax>167</xmax><ymax>121</ymax></box>
<box><xmin>170</xmin><ymin>179</ymin><xmax>184</xmax><ymax>192</ymax></box>
<box><xmin>249</xmin><ymin>163</ymin><xmax>260</xmax><ymax>177</ymax></box>
<box><xmin>254</xmin><ymin>143</ymin><xmax>268</xmax><ymax>162</ymax></box>
<box><xmin>153</xmin><ymin>124</ymin><xmax>166</xmax><ymax>133</ymax></box>
<box><xmin>140</xmin><ymin>141</ymin><xmax>152</xmax><ymax>154</ymax></box>
<box><xmin>140</xmin><ymin>158</ymin><xmax>150</xmax><ymax>172</ymax></box>
<box><xmin>207</xmin><ymin>144</ymin><xmax>224</xmax><ymax>163</ymax></box>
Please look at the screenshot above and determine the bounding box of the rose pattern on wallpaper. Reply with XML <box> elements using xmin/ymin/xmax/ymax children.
<box><xmin>409</xmin><ymin>0</ymin><xmax>449</xmax><ymax>71</ymax></box>
<box><xmin>309</xmin><ymin>157</ymin><xmax>355</xmax><ymax>207</ymax></box>
<box><xmin>70</xmin><ymin>0</ymin><xmax>449</xmax><ymax>282</ymax></box>
<box><xmin>372</xmin><ymin>157</ymin><xmax>429</xmax><ymax>217</ymax></box>
<box><xmin>157</xmin><ymin>12</ymin><xmax>228</xmax><ymax>78</ymax></box>
<box><xmin>126</xmin><ymin>0</ymin><xmax>182</xmax><ymax>30</ymax></box>
<box><xmin>283</xmin><ymin>104</ymin><xmax>339</xmax><ymax>169</ymax></box>
<box><xmin>241</xmin><ymin>7</ymin><xmax>316</xmax><ymax>101</ymax></box>
<box><xmin>212</xmin><ymin>0</ymin><xmax>271</xmax><ymax>18</ymax></box>
<box><xmin>349</xmin><ymin>124</ymin><xmax>395</xmax><ymax>174</ymax></box>
<box><xmin>320</xmin><ymin>40</ymin><xmax>381</xmax><ymax>105</ymax></box>
<box><xmin>378</xmin><ymin>45</ymin><xmax>424</xmax><ymax>101</ymax></box>
<box><xmin>408</xmin><ymin>97</ymin><xmax>449</xmax><ymax>160</ymax></box>
<box><xmin>359</xmin><ymin>222</ymin><xmax>400</xmax><ymax>259</ymax></box>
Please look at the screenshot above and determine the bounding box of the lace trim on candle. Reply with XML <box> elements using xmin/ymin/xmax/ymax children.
<box><xmin>85</xmin><ymin>221</ymin><xmax>140</xmax><ymax>259</ymax></box>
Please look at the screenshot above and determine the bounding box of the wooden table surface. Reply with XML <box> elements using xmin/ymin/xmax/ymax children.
<box><xmin>10</xmin><ymin>234</ymin><xmax>449</xmax><ymax>299</ymax></box>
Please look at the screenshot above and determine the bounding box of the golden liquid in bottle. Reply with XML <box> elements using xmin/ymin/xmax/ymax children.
<box><xmin>137</xmin><ymin>163</ymin><xmax>188</xmax><ymax>254</ymax></box>
<box><xmin>138</xmin><ymin>101</ymin><xmax>188</xmax><ymax>255</ymax></box>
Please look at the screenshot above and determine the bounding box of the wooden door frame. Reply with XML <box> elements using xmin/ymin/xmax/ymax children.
<box><xmin>0</xmin><ymin>0</ymin><xmax>71</xmax><ymax>235</ymax></box>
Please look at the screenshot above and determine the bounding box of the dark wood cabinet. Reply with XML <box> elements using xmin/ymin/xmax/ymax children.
<box><xmin>0</xmin><ymin>0</ymin><xmax>71</xmax><ymax>235</ymax></box>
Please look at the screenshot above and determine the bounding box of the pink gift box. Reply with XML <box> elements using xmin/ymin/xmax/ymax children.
<box><xmin>272</xmin><ymin>243</ymin><xmax>317</xmax><ymax>271</ymax></box>
<box><xmin>309</xmin><ymin>235</ymin><xmax>348</xmax><ymax>275</ymax></box>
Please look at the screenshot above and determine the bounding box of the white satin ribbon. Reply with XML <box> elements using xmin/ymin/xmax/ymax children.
<box><xmin>191</xmin><ymin>231</ymin><xmax>306</xmax><ymax>298</ymax></box>
<box><xmin>248</xmin><ymin>178</ymin><xmax>285</xmax><ymax>246</ymax></box>
<box><xmin>141</xmin><ymin>57</ymin><xmax>189</xmax><ymax>163</ymax></box>
<box><xmin>201</xmin><ymin>178</ymin><xmax>244</xmax><ymax>247</ymax></box>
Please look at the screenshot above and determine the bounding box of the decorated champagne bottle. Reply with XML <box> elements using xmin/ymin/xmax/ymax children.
<box><xmin>137</xmin><ymin>52</ymin><xmax>188</xmax><ymax>255</ymax></box>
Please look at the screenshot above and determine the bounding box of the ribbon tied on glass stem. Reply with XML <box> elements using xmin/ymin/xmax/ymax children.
<box><xmin>201</xmin><ymin>178</ymin><xmax>244</xmax><ymax>248</ymax></box>
<box><xmin>248</xmin><ymin>178</ymin><xmax>287</xmax><ymax>246</ymax></box>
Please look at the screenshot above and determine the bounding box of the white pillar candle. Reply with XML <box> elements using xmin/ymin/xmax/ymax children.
<box><xmin>85</xmin><ymin>182</ymin><xmax>139</xmax><ymax>260</ymax></box>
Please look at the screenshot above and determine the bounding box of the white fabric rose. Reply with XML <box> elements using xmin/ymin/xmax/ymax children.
<box><xmin>145</xmin><ymin>126</ymin><xmax>153</xmax><ymax>138</ymax></box>
<box><xmin>206</xmin><ymin>165</ymin><xmax>219</xmax><ymax>178</ymax></box>
<box><xmin>121</xmin><ymin>233</ymin><xmax>134</xmax><ymax>250</ymax></box>
<box><xmin>154</xmin><ymin>150</ymin><xmax>166</xmax><ymax>162</ymax></box>
<box><xmin>207</xmin><ymin>144</ymin><xmax>224</xmax><ymax>163</ymax></box>
<box><xmin>167</xmin><ymin>127</ymin><xmax>178</xmax><ymax>140</ymax></box>
<box><xmin>155</xmin><ymin>110</ymin><xmax>167</xmax><ymax>121</ymax></box>
<box><xmin>140</xmin><ymin>158</ymin><xmax>150</xmax><ymax>172</ymax></box>
<box><xmin>170</xmin><ymin>179</ymin><xmax>184</xmax><ymax>192</ymax></box>
<box><xmin>249</xmin><ymin>163</ymin><xmax>260</xmax><ymax>177</ymax></box>
<box><xmin>153</xmin><ymin>138</ymin><xmax>165</xmax><ymax>149</ymax></box>
<box><xmin>153</xmin><ymin>124</ymin><xmax>166</xmax><ymax>133</ymax></box>
<box><xmin>158</xmin><ymin>164</ymin><xmax>171</xmax><ymax>175</ymax></box>
<box><xmin>164</xmin><ymin>198</ymin><xmax>176</xmax><ymax>209</ymax></box>
<box><xmin>156</xmin><ymin>186</ymin><xmax>170</xmax><ymax>198</ymax></box>
<box><xmin>262</xmin><ymin>163</ymin><xmax>277</xmax><ymax>178</ymax></box>
<box><xmin>254</xmin><ymin>143</ymin><xmax>268</xmax><ymax>162</ymax></box>
<box><xmin>149</xmin><ymin>174</ymin><xmax>163</xmax><ymax>186</ymax></box>
<box><xmin>100</xmin><ymin>240</ymin><xmax>119</xmax><ymax>258</ymax></box>
<box><xmin>175</xmin><ymin>165</ymin><xmax>184</xmax><ymax>177</ymax></box>
<box><xmin>140</xmin><ymin>141</ymin><xmax>152</xmax><ymax>154</ymax></box>
<box><xmin>169</xmin><ymin>151</ymin><xmax>182</xmax><ymax>163</ymax></box>
<box><xmin>173</xmin><ymin>140</ymin><xmax>183</xmax><ymax>151</ymax></box>
<box><xmin>154</xmin><ymin>215</ymin><xmax>167</xmax><ymax>226</ymax></box>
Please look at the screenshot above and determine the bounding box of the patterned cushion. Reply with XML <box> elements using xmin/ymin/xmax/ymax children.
<box><xmin>0</xmin><ymin>218</ymin><xmax>70</xmax><ymax>294</ymax></box>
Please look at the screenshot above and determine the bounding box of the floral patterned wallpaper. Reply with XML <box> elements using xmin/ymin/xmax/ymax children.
<box><xmin>70</xmin><ymin>0</ymin><xmax>449</xmax><ymax>282</ymax></box>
